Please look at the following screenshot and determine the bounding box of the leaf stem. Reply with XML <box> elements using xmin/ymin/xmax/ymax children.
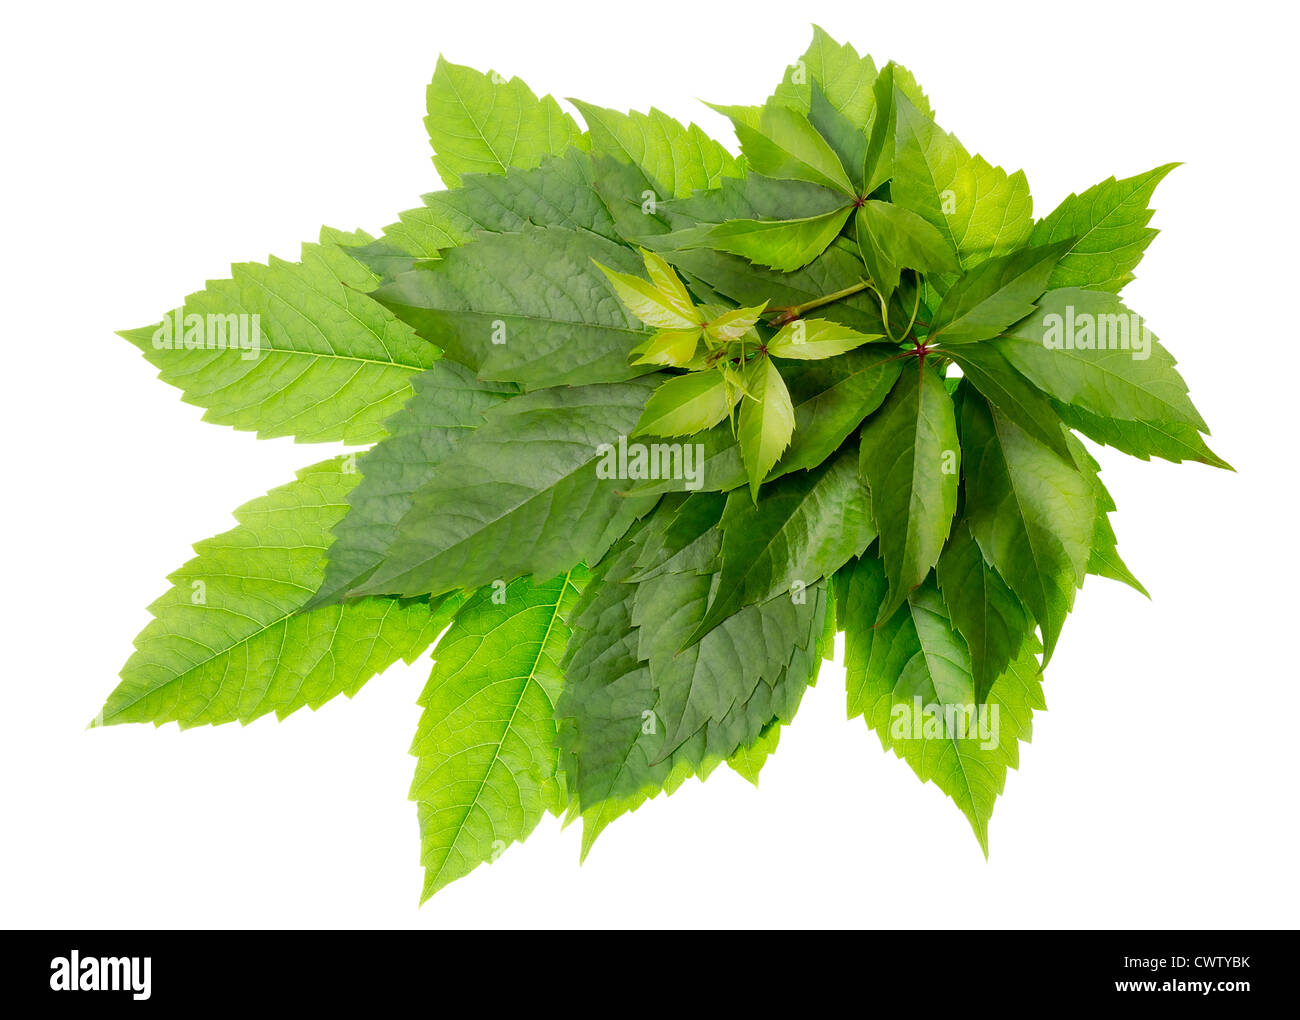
<box><xmin>769</xmin><ymin>279</ymin><xmax>873</xmax><ymax>325</ymax></box>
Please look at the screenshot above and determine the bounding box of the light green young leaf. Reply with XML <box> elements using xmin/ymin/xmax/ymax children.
<box><xmin>703</xmin><ymin>302</ymin><xmax>768</xmax><ymax>342</ymax></box>
<box><xmin>767</xmin><ymin>317</ymin><xmax>883</xmax><ymax>360</ymax></box>
<box><xmin>1030</xmin><ymin>163</ymin><xmax>1178</xmax><ymax>292</ymax></box>
<box><xmin>702</xmin><ymin>207</ymin><xmax>853</xmax><ymax>272</ymax></box>
<box><xmin>98</xmin><ymin>458</ymin><xmax>449</xmax><ymax>729</ymax></box>
<box><xmin>997</xmin><ymin>287</ymin><xmax>1206</xmax><ymax>429</ymax></box>
<box><xmin>630</xmin><ymin>328</ymin><xmax>702</xmax><ymax>367</ymax></box>
<box><xmin>858</xmin><ymin>365</ymin><xmax>960</xmax><ymax>619</ymax></box>
<box><xmin>119</xmin><ymin>228</ymin><xmax>442</xmax><ymax>445</ymax></box>
<box><xmin>738</xmin><ymin>355</ymin><xmax>796</xmax><ymax>498</ymax></box>
<box><xmin>594</xmin><ymin>259</ymin><xmax>701</xmax><ymax>330</ymax></box>
<box><xmin>633</xmin><ymin>370</ymin><xmax>737</xmax><ymax>438</ymax></box>
<box><xmin>425</xmin><ymin>57</ymin><xmax>584</xmax><ymax>187</ymax></box>
<box><xmin>411</xmin><ymin>568</ymin><xmax>586</xmax><ymax>901</ymax></box>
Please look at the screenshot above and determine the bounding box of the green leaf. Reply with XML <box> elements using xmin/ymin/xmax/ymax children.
<box><xmin>311</xmin><ymin>362</ymin><xmax>518</xmax><ymax>606</ymax></box>
<box><xmin>726</xmin><ymin>722</ymin><xmax>782</xmax><ymax>786</ymax></box>
<box><xmin>633</xmin><ymin>371</ymin><xmax>737</xmax><ymax>438</ymax></box>
<box><xmin>772</xmin><ymin>25</ymin><xmax>878</xmax><ymax>123</ymax></box>
<box><xmin>807</xmin><ymin>82</ymin><xmax>868</xmax><ymax>191</ymax></box>
<box><xmin>411</xmin><ymin>568</ymin><xmax>585</xmax><ymax>901</ymax></box>
<box><xmin>375</xmin><ymin>149</ymin><xmax>621</xmax><ymax>265</ymax></box>
<box><xmin>936</xmin><ymin>520</ymin><xmax>1034</xmax><ymax>701</ymax></box>
<box><xmin>120</xmin><ymin>228</ymin><xmax>442</xmax><ymax>444</ymax></box>
<box><xmin>855</xmin><ymin>200</ymin><xmax>960</xmax><ymax>295</ymax></box>
<box><xmin>425</xmin><ymin>57</ymin><xmax>583</xmax><ymax>187</ymax></box>
<box><xmin>944</xmin><ymin>342</ymin><xmax>1072</xmax><ymax>461</ymax></box>
<box><xmin>863</xmin><ymin>66</ymin><xmax>934</xmax><ymax>195</ymax></box>
<box><xmin>927</xmin><ymin>241</ymin><xmax>1069</xmax><ymax>345</ymax></box>
<box><xmin>558</xmin><ymin>529</ymin><xmax>824</xmax><ymax>855</ymax></box>
<box><xmin>372</xmin><ymin>225</ymin><xmax>653</xmax><ymax>389</ymax></box>
<box><xmin>724</xmin><ymin>103</ymin><xmax>856</xmax><ymax>195</ymax></box>
<box><xmin>353</xmin><ymin>379</ymin><xmax>660</xmax><ymax>598</ymax></box>
<box><xmin>892</xmin><ymin>90</ymin><xmax>1033</xmax><ymax>269</ymax></box>
<box><xmin>841</xmin><ymin>556</ymin><xmax>1044</xmax><ymax>854</ymax></box>
<box><xmin>858</xmin><ymin>365</ymin><xmax>960</xmax><ymax>619</ymax></box>
<box><xmin>704</xmin><ymin>303</ymin><xmax>767</xmax><ymax>342</ymax></box>
<box><xmin>738</xmin><ymin>356</ymin><xmax>796</xmax><ymax>498</ymax></box>
<box><xmin>570</xmin><ymin>100</ymin><xmax>739</xmax><ymax>199</ymax></box>
<box><xmin>1053</xmin><ymin>400</ymin><xmax>1231</xmax><ymax>469</ymax></box>
<box><xmin>687</xmin><ymin>446</ymin><xmax>877</xmax><ymax>644</ymax></box>
<box><xmin>997</xmin><ymin>287</ymin><xmax>1207</xmax><ymax>429</ymax></box>
<box><xmin>97</xmin><ymin>458</ymin><xmax>449</xmax><ymax>729</ymax></box>
<box><xmin>960</xmin><ymin>391</ymin><xmax>1095</xmax><ymax>660</ymax></box>
<box><xmin>1071</xmin><ymin>439</ymin><xmax>1149</xmax><ymax>597</ymax></box>
<box><xmin>702</xmin><ymin>206</ymin><xmax>853</xmax><ymax>272</ymax></box>
<box><xmin>1030</xmin><ymin>163</ymin><xmax>1178</xmax><ymax>292</ymax></box>
<box><xmin>767</xmin><ymin>317</ymin><xmax>883</xmax><ymax>360</ymax></box>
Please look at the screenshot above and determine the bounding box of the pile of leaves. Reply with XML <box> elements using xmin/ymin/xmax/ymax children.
<box><xmin>101</xmin><ymin>27</ymin><xmax>1226</xmax><ymax>902</ymax></box>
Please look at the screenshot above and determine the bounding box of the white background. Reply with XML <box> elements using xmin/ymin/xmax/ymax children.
<box><xmin>2</xmin><ymin>0</ymin><xmax>1297</xmax><ymax>929</ymax></box>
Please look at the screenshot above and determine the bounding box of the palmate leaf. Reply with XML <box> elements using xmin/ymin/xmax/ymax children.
<box><xmin>858</xmin><ymin>363</ymin><xmax>961</xmax><ymax>620</ymax></box>
<box><xmin>105</xmin><ymin>30</ymin><xmax>1217</xmax><ymax>905</ymax></box>
<box><xmin>120</xmin><ymin>228</ymin><xmax>442</xmax><ymax>444</ymax></box>
<box><xmin>1030</xmin><ymin>163</ymin><xmax>1178</xmax><ymax>292</ymax></box>
<box><xmin>372</xmin><ymin>225</ymin><xmax>654</xmax><ymax>390</ymax></box>
<box><xmin>98</xmin><ymin>458</ymin><xmax>450</xmax><ymax>729</ymax></box>
<box><xmin>425</xmin><ymin>57</ymin><xmax>584</xmax><ymax>188</ymax></box>
<box><xmin>352</xmin><ymin>378</ymin><xmax>660</xmax><ymax>599</ymax></box>
<box><xmin>840</xmin><ymin>555</ymin><xmax>1044</xmax><ymax>853</ymax></box>
<box><xmin>411</xmin><ymin>568</ymin><xmax>586</xmax><ymax>901</ymax></box>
